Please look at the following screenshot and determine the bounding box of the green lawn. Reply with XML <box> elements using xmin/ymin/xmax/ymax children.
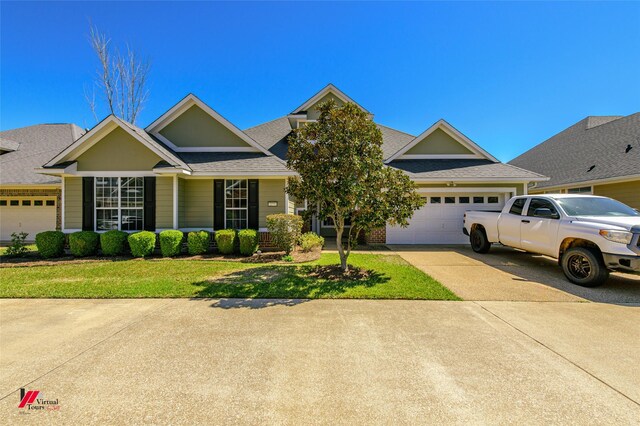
<box><xmin>0</xmin><ymin>253</ymin><xmax>459</xmax><ymax>300</ymax></box>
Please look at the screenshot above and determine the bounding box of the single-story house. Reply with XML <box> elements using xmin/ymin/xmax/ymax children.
<box><xmin>36</xmin><ymin>84</ymin><xmax>546</xmax><ymax>245</ymax></box>
<box><xmin>0</xmin><ymin>124</ymin><xmax>84</xmax><ymax>241</ymax></box>
<box><xmin>509</xmin><ymin>114</ymin><xmax>640</xmax><ymax>209</ymax></box>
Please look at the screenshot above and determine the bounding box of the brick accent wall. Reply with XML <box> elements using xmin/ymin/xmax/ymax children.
<box><xmin>0</xmin><ymin>187</ymin><xmax>62</xmax><ymax>230</ymax></box>
<box><xmin>364</xmin><ymin>227</ymin><xmax>386</xmax><ymax>244</ymax></box>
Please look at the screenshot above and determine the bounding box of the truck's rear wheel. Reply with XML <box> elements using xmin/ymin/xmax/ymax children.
<box><xmin>561</xmin><ymin>247</ymin><xmax>609</xmax><ymax>287</ymax></box>
<box><xmin>470</xmin><ymin>228</ymin><xmax>491</xmax><ymax>253</ymax></box>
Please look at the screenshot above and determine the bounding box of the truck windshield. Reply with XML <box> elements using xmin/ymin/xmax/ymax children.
<box><xmin>556</xmin><ymin>197</ymin><xmax>639</xmax><ymax>217</ymax></box>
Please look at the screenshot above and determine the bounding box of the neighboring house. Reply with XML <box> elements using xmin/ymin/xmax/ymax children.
<box><xmin>36</xmin><ymin>84</ymin><xmax>545</xmax><ymax>245</ymax></box>
<box><xmin>509</xmin><ymin>114</ymin><xmax>640</xmax><ymax>210</ymax></box>
<box><xmin>0</xmin><ymin>124</ymin><xmax>84</xmax><ymax>241</ymax></box>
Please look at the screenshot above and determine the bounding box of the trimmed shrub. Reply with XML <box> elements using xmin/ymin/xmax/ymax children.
<box><xmin>187</xmin><ymin>230</ymin><xmax>210</xmax><ymax>255</ymax></box>
<box><xmin>215</xmin><ymin>229</ymin><xmax>236</xmax><ymax>255</ymax></box>
<box><xmin>266</xmin><ymin>214</ymin><xmax>303</xmax><ymax>255</ymax></box>
<box><xmin>238</xmin><ymin>229</ymin><xmax>259</xmax><ymax>256</ymax></box>
<box><xmin>299</xmin><ymin>232</ymin><xmax>324</xmax><ymax>252</ymax></box>
<box><xmin>69</xmin><ymin>231</ymin><xmax>100</xmax><ymax>257</ymax></box>
<box><xmin>160</xmin><ymin>230</ymin><xmax>184</xmax><ymax>257</ymax></box>
<box><xmin>100</xmin><ymin>230</ymin><xmax>128</xmax><ymax>256</ymax></box>
<box><xmin>5</xmin><ymin>232</ymin><xmax>29</xmax><ymax>257</ymax></box>
<box><xmin>35</xmin><ymin>230</ymin><xmax>66</xmax><ymax>259</ymax></box>
<box><xmin>128</xmin><ymin>231</ymin><xmax>156</xmax><ymax>258</ymax></box>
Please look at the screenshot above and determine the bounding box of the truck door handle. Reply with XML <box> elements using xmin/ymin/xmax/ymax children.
<box><xmin>521</xmin><ymin>219</ymin><xmax>530</xmax><ymax>223</ymax></box>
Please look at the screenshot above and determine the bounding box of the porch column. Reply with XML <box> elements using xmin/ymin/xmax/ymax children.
<box><xmin>173</xmin><ymin>175</ymin><xmax>179</xmax><ymax>229</ymax></box>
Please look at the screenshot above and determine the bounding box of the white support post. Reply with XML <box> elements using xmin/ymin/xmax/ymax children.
<box><xmin>173</xmin><ymin>175</ymin><xmax>179</xmax><ymax>229</ymax></box>
<box><xmin>61</xmin><ymin>176</ymin><xmax>65</xmax><ymax>232</ymax></box>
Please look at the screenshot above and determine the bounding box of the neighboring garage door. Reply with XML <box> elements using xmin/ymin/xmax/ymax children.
<box><xmin>386</xmin><ymin>193</ymin><xmax>505</xmax><ymax>244</ymax></box>
<box><xmin>0</xmin><ymin>197</ymin><xmax>56</xmax><ymax>241</ymax></box>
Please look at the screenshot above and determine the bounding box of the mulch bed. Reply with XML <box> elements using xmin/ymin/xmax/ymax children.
<box><xmin>0</xmin><ymin>249</ymin><xmax>322</xmax><ymax>268</ymax></box>
<box><xmin>307</xmin><ymin>265</ymin><xmax>371</xmax><ymax>281</ymax></box>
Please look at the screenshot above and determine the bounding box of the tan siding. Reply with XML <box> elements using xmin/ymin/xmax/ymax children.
<box><xmin>184</xmin><ymin>179</ymin><xmax>213</xmax><ymax>228</ymax></box>
<box><xmin>178</xmin><ymin>178</ymin><xmax>186</xmax><ymax>228</ymax></box>
<box><xmin>259</xmin><ymin>179</ymin><xmax>286</xmax><ymax>228</ymax></box>
<box><xmin>594</xmin><ymin>181</ymin><xmax>640</xmax><ymax>209</ymax></box>
<box><xmin>64</xmin><ymin>177</ymin><xmax>82</xmax><ymax>229</ymax></box>
<box><xmin>75</xmin><ymin>127</ymin><xmax>163</xmax><ymax>171</ymax></box>
<box><xmin>405</xmin><ymin>128</ymin><xmax>474</xmax><ymax>155</ymax></box>
<box><xmin>159</xmin><ymin>105</ymin><xmax>251</xmax><ymax>148</ymax></box>
<box><xmin>156</xmin><ymin>177</ymin><xmax>173</xmax><ymax>229</ymax></box>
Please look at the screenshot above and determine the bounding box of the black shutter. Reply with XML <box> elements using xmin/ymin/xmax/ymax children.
<box><xmin>82</xmin><ymin>177</ymin><xmax>94</xmax><ymax>231</ymax></box>
<box><xmin>248</xmin><ymin>179</ymin><xmax>259</xmax><ymax>230</ymax></box>
<box><xmin>143</xmin><ymin>177</ymin><xmax>156</xmax><ymax>231</ymax></box>
<box><xmin>214</xmin><ymin>179</ymin><xmax>224</xmax><ymax>230</ymax></box>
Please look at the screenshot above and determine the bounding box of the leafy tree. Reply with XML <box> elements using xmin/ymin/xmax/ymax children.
<box><xmin>287</xmin><ymin>101</ymin><xmax>425</xmax><ymax>271</ymax></box>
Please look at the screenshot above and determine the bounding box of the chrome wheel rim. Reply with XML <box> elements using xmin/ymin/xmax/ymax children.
<box><xmin>567</xmin><ymin>254</ymin><xmax>591</xmax><ymax>279</ymax></box>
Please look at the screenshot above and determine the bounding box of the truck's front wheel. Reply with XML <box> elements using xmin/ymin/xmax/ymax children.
<box><xmin>561</xmin><ymin>247</ymin><xmax>609</xmax><ymax>287</ymax></box>
<box><xmin>470</xmin><ymin>228</ymin><xmax>491</xmax><ymax>253</ymax></box>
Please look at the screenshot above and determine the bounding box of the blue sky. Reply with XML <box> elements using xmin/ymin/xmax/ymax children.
<box><xmin>2</xmin><ymin>1</ymin><xmax>639</xmax><ymax>161</ymax></box>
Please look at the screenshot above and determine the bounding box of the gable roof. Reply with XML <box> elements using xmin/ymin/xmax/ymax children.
<box><xmin>385</xmin><ymin>119</ymin><xmax>499</xmax><ymax>163</ymax></box>
<box><xmin>145</xmin><ymin>94</ymin><xmax>273</xmax><ymax>155</ymax></box>
<box><xmin>509</xmin><ymin>113</ymin><xmax>640</xmax><ymax>189</ymax></box>
<box><xmin>43</xmin><ymin>115</ymin><xmax>189</xmax><ymax>170</ymax></box>
<box><xmin>0</xmin><ymin>124</ymin><xmax>84</xmax><ymax>185</ymax></box>
<box><xmin>290</xmin><ymin>83</ymin><xmax>371</xmax><ymax>115</ymax></box>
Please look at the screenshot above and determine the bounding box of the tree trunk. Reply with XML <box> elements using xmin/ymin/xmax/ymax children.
<box><xmin>335</xmin><ymin>225</ymin><xmax>349</xmax><ymax>271</ymax></box>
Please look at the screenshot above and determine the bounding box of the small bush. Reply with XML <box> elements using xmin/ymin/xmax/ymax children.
<box><xmin>266</xmin><ymin>214</ymin><xmax>303</xmax><ymax>255</ymax></box>
<box><xmin>5</xmin><ymin>232</ymin><xmax>29</xmax><ymax>257</ymax></box>
<box><xmin>187</xmin><ymin>230</ymin><xmax>210</xmax><ymax>255</ymax></box>
<box><xmin>100</xmin><ymin>230</ymin><xmax>128</xmax><ymax>256</ymax></box>
<box><xmin>299</xmin><ymin>232</ymin><xmax>324</xmax><ymax>252</ymax></box>
<box><xmin>128</xmin><ymin>231</ymin><xmax>156</xmax><ymax>258</ymax></box>
<box><xmin>35</xmin><ymin>230</ymin><xmax>66</xmax><ymax>259</ymax></box>
<box><xmin>69</xmin><ymin>231</ymin><xmax>100</xmax><ymax>257</ymax></box>
<box><xmin>215</xmin><ymin>229</ymin><xmax>236</xmax><ymax>255</ymax></box>
<box><xmin>160</xmin><ymin>230</ymin><xmax>184</xmax><ymax>257</ymax></box>
<box><xmin>282</xmin><ymin>254</ymin><xmax>294</xmax><ymax>262</ymax></box>
<box><xmin>238</xmin><ymin>229</ymin><xmax>259</xmax><ymax>256</ymax></box>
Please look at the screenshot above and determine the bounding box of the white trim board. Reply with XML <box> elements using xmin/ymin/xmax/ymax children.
<box><xmin>385</xmin><ymin>119</ymin><xmax>499</xmax><ymax>163</ymax></box>
<box><xmin>290</xmin><ymin>83</ymin><xmax>371</xmax><ymax>115</ymax></box>
<box><xmin>145</xmin><ymin>94</ymin><xmax>274</xmax><ymax>157</ymax></box>
<box><xmin>417</xmin><ymin>187</ymin><xmax>517</xmax><ymax>194</ymax></box>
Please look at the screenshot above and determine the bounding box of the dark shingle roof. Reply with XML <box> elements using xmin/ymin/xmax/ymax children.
<box><xmin>509</xmin><ymin>113</ymin><xmax>640</xmax><ymax>189</ymax></box>
<box><xmin>179</xmin><ymin>152</ymin><xmax>290</xmax><ymax>173</ymax></box>
<box><xmin>243</xmin><ymin>117</ymin><xmax>415</xmax><ymax>161</ymax></box>
<box><xmin>389</xmin><ymin>159</ymin><xmax>546</xmax><ymax>180</ymax></box>
<box><xmin>0</xmin><ymin>124</ymin><xmax>83</xmax><ymax>185</ymax></box>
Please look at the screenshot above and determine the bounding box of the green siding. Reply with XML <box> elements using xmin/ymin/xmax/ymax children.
<box><xmin>75</xmin><ymin>127</ymin><xmax>163</xmax><ymax>171</ymax></box>
<box><xmin>184</xmin><ymin>179</ymin><xmax>214</xmax><ymax>228</ymax></box>
<box><xmin>259</xmin><ymin>180</ymin><xmax>287</xmax><ymax>228</ymax></box>
<box><xmin>306</xmin><ymin>93</ymin><xmax>345</xmax><ymax>120</ymax></box>
<box><xmin>405</xmin><ymin>128</ymin><xmax>474</xmax><ymax>155</ymax></box>
<box><xmin>64</xmin><ymin>177</ymin><xmax>82</xmax><ymax>230</ymax></box>
<box><xmin>178</xmin><ymin>178</ymin><xmax>186</xmax><ymax>228</ymax></box>
<box><xmin>159</xmin><ymin>105</ymin><xmax>251</xmax><ymax>148</ymax></box>
<box><xmin>156</xmin><ymin>177</ymin><xmax>173</xmax><ymax>229</ymax></box>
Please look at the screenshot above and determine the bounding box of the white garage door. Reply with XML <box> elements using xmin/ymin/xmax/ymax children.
<box><xmin>0</xmin><ymin>198</ymin><xmax>57</xmax><ymax>241</ymax></box>
<box><xmin>386</xmin><ymin>193</ymin><xmax>505</xmax><ymax>244</ymax></box>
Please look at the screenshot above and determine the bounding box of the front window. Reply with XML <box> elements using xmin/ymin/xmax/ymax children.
<box><xmin>556</xmin><ymin>197</ymin><xmax>639</xmax><ymax>217</ymax></box>
<box><xmin>225</xmin><ymin>179</ymin><xmax>248</xmax><ymax>229</ymax></box>
<box><xmin>96</xmin><ymin>177</ymin><xmax>144</xmax><ymax>231</ymax></box>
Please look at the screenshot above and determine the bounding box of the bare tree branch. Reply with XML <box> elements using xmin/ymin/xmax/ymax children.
<box><xmin>86</xmin><ymin>25</ymin><xmax>150</xmax><ymax>125</ymax></box>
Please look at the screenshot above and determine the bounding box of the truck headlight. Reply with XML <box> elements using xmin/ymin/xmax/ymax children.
<box><xmin>599</xmin><ymin>230</ymin><xmax>633</xmax><ymax>244</ymax></box>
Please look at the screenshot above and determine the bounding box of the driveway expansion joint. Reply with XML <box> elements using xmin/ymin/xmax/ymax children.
<box><xmin>474</xmin><ymin>301</ymin><xmax>640</xmax><ymax>408</ymax></box>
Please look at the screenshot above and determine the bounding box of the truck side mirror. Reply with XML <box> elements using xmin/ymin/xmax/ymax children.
<box><xmin>533</xmin><ymin>207</ymin><xmax>559</xmax><ymax>219</ymax></box>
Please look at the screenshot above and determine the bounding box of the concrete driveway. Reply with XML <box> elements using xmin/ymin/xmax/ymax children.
<box><xmin>390</xmin><ymin>245</ymin><xmax>640</xmax><ymax>303</ymax></box>
<box><xmin>1</xmin><ymin>298</ymin><xmax>639</xmax><ymax>424</ymax></box>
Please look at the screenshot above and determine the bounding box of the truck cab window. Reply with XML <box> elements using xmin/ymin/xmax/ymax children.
<box><xmin>509</xmin><ymin>198</ymin><xmax>526</xmax><ymax>215</ymax></box>
<box><xmin>527</xmin><ymin>198</ymin><xmax>559</xmax><ymax>217</ymax></box>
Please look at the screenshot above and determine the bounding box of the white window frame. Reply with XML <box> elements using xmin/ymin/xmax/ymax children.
<box><xmin>224</xmin><ymin>179</ymin><xmax>248</xmax><ymax>230</ymax></box>
<box><xmin>567</xmin><ymin>186</ymin><xmax>593</xmax><ymax>194</ymax></box>
<box><xmin>95</xmin><ymin>177</ymin><xmax>144</xmax><ymax>232</ymax></box>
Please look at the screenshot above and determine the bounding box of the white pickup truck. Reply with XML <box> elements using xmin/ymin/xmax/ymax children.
<box><xmin>463</xmin><ymin>194</ymin><xmax>640</xmax><ymax>287</ymax></box>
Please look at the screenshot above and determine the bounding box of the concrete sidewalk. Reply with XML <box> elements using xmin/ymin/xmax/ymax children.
<box><xmin>1</xmin><ymin>299</ymin><xmax>638</xmax><ymax>424</ymax></box>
